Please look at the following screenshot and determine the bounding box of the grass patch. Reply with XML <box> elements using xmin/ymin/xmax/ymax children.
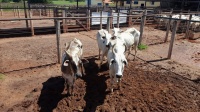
<box><xmin>52</xmin><ymin>1</ymin><xmax>85</xmax><ymax>6</ymax></box>
<box><xmin>138</xmin><ymin>43</ymin><xmax>148</xmax><ymax>50</ymax></box>
<box><xmin>0</xmin><ymin>73</ymin><xmax>5</xmax><ymax>80</ymax></box>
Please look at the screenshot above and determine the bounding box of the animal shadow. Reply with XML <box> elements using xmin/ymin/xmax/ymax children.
<box><xmin>37</xmin><ymin>76</ymin><xmax>65</xmax><ymax>112</ymax></box>
<box><xmin>82</xmin><ymin>57</ymin><xmax>109</xmax><ymax>112</ymax></box>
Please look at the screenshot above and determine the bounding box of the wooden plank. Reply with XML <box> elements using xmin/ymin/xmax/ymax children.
<box><xmin>66</xmin><ymin>25</ymin><xmax>87</xmax><ymax>28</ymax></box>
<box><xmin>68</xmin><ymin>12</ymin><xmax>88</xmax><ymax>31</ymax></box>
<box><xmin>164</xmin><ymin>15</ymin><xmax>172</xmax><ymax>42</ymax></box>
<box><xmin>168</xmin><ymin>21</ymin><xmax>178</xmax><ymax>59</ymax></box>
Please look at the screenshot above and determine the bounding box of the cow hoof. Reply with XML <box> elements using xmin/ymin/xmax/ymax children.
<box><xmin>110</xmin><ymin>88</ymin><xmax>113</xmax><ymax>93</ymax></box>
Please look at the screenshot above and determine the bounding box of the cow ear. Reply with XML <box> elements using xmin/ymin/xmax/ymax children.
<box><xmin>110</xmin><ymin>59</ymin><xmax>115</xmax><ymax>66</ymax></box>
<box><xmin>63</xmin><ymin>60</ymin><xmax>69</xmax><ymax>66</ymax></box>
<box><xmin>98</xmin><ymin>30</ymin><xmax>105</xmax><ymax>36</ymax></box>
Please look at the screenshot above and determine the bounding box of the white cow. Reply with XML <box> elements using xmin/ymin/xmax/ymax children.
<box><xmin>112</xmin><ymin>27</ymin><xmax>140</xmax><ymax>60</ymax></box>
<box><xmin>96</xmin><ymin>29</ymin><xmax>112</xmax><ymax>67</ymax></box>
<box><xmin>107</xmin><ymin>38</ymin><xmax>128</xmax><ymax>92</ymax></box>
<box><xmin>61</xmin><ymin>38</ymin><xmax>85</xmax><ymax>95</ymax></box>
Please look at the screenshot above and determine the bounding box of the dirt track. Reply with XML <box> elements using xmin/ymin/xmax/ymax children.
<box><xmin>0</xmin><ymin>25</ymin><xmax>200</xmax><ymax>112</ymax></box>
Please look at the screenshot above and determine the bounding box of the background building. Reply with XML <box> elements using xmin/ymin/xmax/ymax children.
<box><xmin>85</xmin><ymin>0</ymin><xmax>200</xmax><ymax>11</ymax></box>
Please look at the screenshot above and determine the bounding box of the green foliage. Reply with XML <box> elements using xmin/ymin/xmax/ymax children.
<box><xmin>52</xmin><ymin>0</ymin><xmax>85</xmax><ymax>5</ymax></box>
<box><xmin>138</xmin><ymin>43</ymin><xmax>148</xmax><ymax>50</ymax></box>
<box><xmin>29</xmin><ymin>0</ymin><xmax>52</xmax><ymax>4</ymax></box>
<box><xmin>13</xmin><ymin>0</ymin><xmax>22</xmax><ymax>2</ymax></box>
<box><xmin>69</xmin><ymin>0</ymin><xmax>84</xmax><ymax>2</ymax></box>
<box><xmin>2</xmin><ymin>0</ymin><xmax>11</xmax><ymax>3</ymax></box>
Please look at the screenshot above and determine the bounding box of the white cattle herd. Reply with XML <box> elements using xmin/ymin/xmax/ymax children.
<box><xmin>61</xmin><ymin>27</ymin><xmax>140</xmax><ymax>95</ymax></box>
<box><xmin>155</xmin><ymin>14</ymin><xmax>200</xmax><ymax>31</ymax></box>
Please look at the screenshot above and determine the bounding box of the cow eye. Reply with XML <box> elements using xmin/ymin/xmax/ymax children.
<box><xmin>111</xmin><ymin>60</ymin><xmax>116</xmax><ymax>64</ymax></box>
<box><xmin>111</xmin><ymin>36</ymin><xmax>116</xmax><ymax>40</ymax></box>
<box><xmin>123</xmin><ymin>60</ymin><xmax>127</xmax><ymax>65</ymax></box>
<box><xmin>102</xmin><ymin>36</ymin><xmax>106</xmax><ymax>39</ymax></box>
<box><xmin>77</xmin><ymin>45</ymin><xmax>82</xmax><ymax>48</ymax></box>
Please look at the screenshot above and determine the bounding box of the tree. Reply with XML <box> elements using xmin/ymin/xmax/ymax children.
<box><xmin>13</xmin><ymin>0</ymin><xmax>22</xmax><ymax>2</ymax></box>
<box><xmin>2</xmin><ymin>0</ymin><xmax>11</xmax><ymax>3</ymax></box>
<box><xmin>28</xmin><ymin>0</ymin><xmax>52</xmax><ymax>4</ymax></box>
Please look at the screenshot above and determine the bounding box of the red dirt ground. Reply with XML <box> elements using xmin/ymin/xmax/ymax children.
<box><xmin>0</xmin><ymin>13</ymin><xmax>200</xmax><ymax>112</ymax></box>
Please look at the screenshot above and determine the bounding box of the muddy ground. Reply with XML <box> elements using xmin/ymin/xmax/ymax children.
<box><xmin>0</xmin><ymin>16</ymin><xmax>200</xmax><ymax>112</ymax></box>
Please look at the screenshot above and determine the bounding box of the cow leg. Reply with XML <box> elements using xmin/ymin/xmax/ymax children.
<box><xmin>126</xmin><ymin>48</ymin><xmax>131</xmax><ymax>60</ymax></box>
<box><xmin>110</xmin><ymin>76</ymin><xmax>114</xmax><ymax>93</ymax></box>
<box><xmin>134</xmin><ymin>45</ymin><xmax>137</xmax><ymax>60</ymax></box>
<box><xmin>99</xmin><ymin>53</ymin><xmax>105</xmax><ymax>68</ymax></box>
<box><xmin>80</xmin><ymin>62</ymin><xmax>85</xmax><ymax>75</ymax></box>
<box><xmin>98</xmin><ymin>49</ymin><xmax>101</xmax><ymax>60</ymax></box>
<box><xmin>118</xmin><ymin>78</ymin><xmax>121</xmax><ymax>90</ymax></box>
<box><xmin>66</xmin><ymin>84</ymin><xmax>70</xmax><ymax>96</ymax></box>
<box><xmin>71</xmin><ymin>86</ymin><xmax>74</xmax><ymax>96</ymax></box>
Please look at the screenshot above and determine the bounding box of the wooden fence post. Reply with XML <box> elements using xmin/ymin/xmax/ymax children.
<box><xmin>185</xmin><ymin>14</ymin><xmax>192</xmax><ymax>39</ymax></box>
<box><xmin>139</xmin><ymin>9</ymin><xmax>147</xmax><ymax>44</ymax></box>
<box><xmin>100</xmin><ymin>11</ymin><xmax>102</xmax><ymax>29</ymax></box>
<box><xmin>107</xmin><ymin>12</ymin><xmax>111</xmax><ymax>32</ymax></box>
<box><xmin>39</xmin><ymin>8</ymin><xmax>41</xmax><ymax>17</ymax></box>
<box><xmin>29</xmin><ymin>9</ymin><xmax>34</xmax><ymax>36</ymax></box>
<box><xmin>49</xmin><ymin>8</ymin><xmax>51</xmax><ymax>17</ymax></box>
<box><xmin>110</xmin><ymin>10</ymin><xmax>113</xmax><ymax>29</ymax></box>
<box><xmin>88</xmin><ymin>9</ymin><xmax>91</xmax><ymax>30</ymax></box>
<box><xmin>128</xmin><ymin>9</ymin><xmax>132</xmax><ymax>26</ymax></box>
<box><xmin>157</xmin><ymin>10</ymin><xmax>161</xmax><ymax>29</ymax></box>
<box><xmin>167</xmin><ymin>20</ymin><xmax>178</xmax><ymax>59</ymax></box>
<box><xmin>0</xmin><ymin>4</ymin><xmax>3</xmax><ymax>16</ymax></box>
<box><xmin>164</xmin><ymin>15</ymin><xmax>172</xmax><ymax>42</ymax></box>
<box><xmin>56</xmin><ymin>20</ymin><xmax>61</xmax><ymax>64</ymax></box>
<box><xmin>62</xmin><ymin>9</ymin><xmax>67</xmax><ymax>33</ymax></box>
<box><xmin>13</xmin><ymin>7</ymin><xmax>16</xmax><ymax>17</ymax></box>
<box><xmin>143</xmin><ymin>10</ymin><xmax>147</xmax><ymax>25</ymax></box>
<box><xmin>53</xmin><ymin>7</ymin><xmax>57</xmax><ymax>27</ymax></box>
<box><xmin>17</xmin><ymin>6</ymin><xmax>20</xmax><ymax>18</ymax></box>
<box><xmin>24</xmin><ymin>0</ymin><xmax>29</xmax><ymax>28</ymax></box>
<box><xmin>117</xmin><ymin>11</ymin><xmax>120</xmax><ymax>28</ymax></box>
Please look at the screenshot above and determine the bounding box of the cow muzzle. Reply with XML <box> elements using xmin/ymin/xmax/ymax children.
<box><xmin>116</xmin><ymin>74</ymin><xmax>122</xmax><ymax>78</ymax></box>
<box><xmin>106</xmin><ymin>44</ymin><xmax>109</xmax><ymax>48</ymax></box>
<box><xmin>76</xmin><ymin>73</ymin><xmax>82</xmax><ymax>78</ymax></box>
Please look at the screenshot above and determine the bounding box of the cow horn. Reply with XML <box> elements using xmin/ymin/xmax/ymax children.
<box><xmin>112</xmin><ymin>44</ymin><xmax>116</xmax><ymax>54</ymax></box>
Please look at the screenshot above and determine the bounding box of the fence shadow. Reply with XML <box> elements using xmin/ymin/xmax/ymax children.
<box><xmin>146</xmin><ymin>58</ymin><xmax>169</xmax><ymax>63</ymax></box>
<box><xmin>37</xmin><ymin>76</ymin><xmax>65</xmax><ymax>112</ymax></box>
<box><xmin>82</xmin><ymin>57</ymin><xmax>109</xmax><ymax>112</ymax></box>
